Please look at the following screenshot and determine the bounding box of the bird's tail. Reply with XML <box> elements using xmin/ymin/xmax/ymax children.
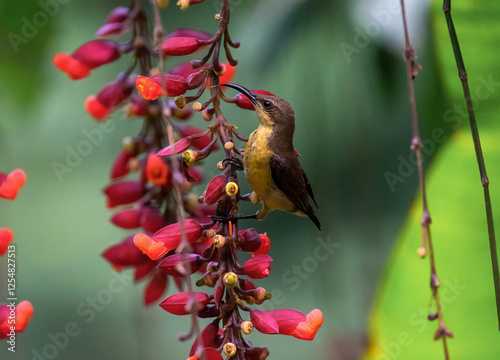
<box><xmin>306</xmin><ymin>208</ymin><xmax>321</xmax><ymax>231</ymax></box>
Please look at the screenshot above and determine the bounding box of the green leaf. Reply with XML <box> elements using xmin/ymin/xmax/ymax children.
<box><xmin>367</xmin><ymin>1</ymin><xmax>500</xmax><ymax>359</ymax></box>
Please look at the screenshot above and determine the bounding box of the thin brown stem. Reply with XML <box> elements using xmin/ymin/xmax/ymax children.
<box><xmin>400</xmin><ymin>1</ymin><xmax>451</xmax><ymax>358</ymax></box>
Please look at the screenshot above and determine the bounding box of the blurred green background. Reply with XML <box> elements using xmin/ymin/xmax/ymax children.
<box><xmin>0</xmin><ymin>0</ymin><xmax>499</xmax><ymax>359</ymax></box>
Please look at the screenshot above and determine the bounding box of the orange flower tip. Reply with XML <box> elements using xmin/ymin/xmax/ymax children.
<box><xmin>146</xmin><ymin>153</ymin><xmax>169</xmax><ymax>185</ymax></box>
<box><xmin>133</xmin><ymin>233</ymin><xmax>168</xmax><ymax>260</ymax></box>
<box><xmin>187</xmin><ymin>356</ymin><xmax>197</xmax><ymax>360</ymax></box>
<box><xmin>53</xmin><ymin>53</ymin><xmax>72</xmax><ymax>70</ymax></box>
<box><xmin>85</xmin><ymin>95</ymin><xmax>110</xmax><ymax>120</ymax></box>
<box><xmin>133</xmin><ymin>233</ymin><xmax>153</xmax><ymax>254</ymax></box>
<box><xmin>16</xmin><ymin>301</ymin><xmax>34</xmax><ymax>332</ymax></box>
<box><xmin>54</xmin><ymin>55</ymin><xmax>90</xmax><ymax>80</ymax></box>
<box><xmin>136</xmin><ymin>76</ymin><xmax>162</xmax><ymax>100</ymax></box>
<box><xmin>293</xmin><ymin>309</ymin><xmax>323</xmax><ymax>341</ymax></box>
<box><xmin>0</xmin><ymin>169</ymin><xmax>27</xmax><ymax>200</ymax></box>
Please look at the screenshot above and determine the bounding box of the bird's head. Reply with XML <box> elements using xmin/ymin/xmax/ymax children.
<box><xmin>221</xmin><ymin>83</ymin><xmax>295</xmax><ymax>131</ymax></box>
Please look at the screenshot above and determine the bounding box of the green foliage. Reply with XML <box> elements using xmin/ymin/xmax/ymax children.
<box><xmin>368</xmin><ymin>1</ymin><xmax>500</xmax><ymax>358</ymax></box>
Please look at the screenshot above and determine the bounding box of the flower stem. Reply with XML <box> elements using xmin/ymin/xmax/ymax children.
<box><xmin>442</xmin><ymin>0</ymin><xmax>500</xmax><ymax>332</ymax></box>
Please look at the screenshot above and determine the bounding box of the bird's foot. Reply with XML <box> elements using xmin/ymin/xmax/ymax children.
<box><xmin>210</xmin><ymin>213</ymin><xmax>258</xmax><ymax>223</ymax></box>
<box><xmin>223</xmin><ymin>156</ymin><xmax>244</xmax><ymax>171</ymax></box>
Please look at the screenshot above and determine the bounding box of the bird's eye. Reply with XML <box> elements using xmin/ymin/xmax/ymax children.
<box><xmin>262</xmin><ymin>100</ymin><xmax>273</xmax><ymax>109</ymax></box>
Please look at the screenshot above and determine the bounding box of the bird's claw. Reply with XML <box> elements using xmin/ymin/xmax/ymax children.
<box><xmin>223</xmin><ymin>156</ymin><xmax>244</xmax><ymax>171</ymax></box>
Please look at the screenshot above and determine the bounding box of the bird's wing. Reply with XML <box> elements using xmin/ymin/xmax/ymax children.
<box><xmin>302</xmin><ymin>170</ymin><xmax>318</xmax><ymax>208</ymax></box>
<box><xmin>270</xmin><ymin>155</ymin><xmax>321</xmax><ymax>230</ymax></box>
<box><xmin>269</xmin><ymin>155</ymin><xmax>309</xmax><ymax>212</ymax></box>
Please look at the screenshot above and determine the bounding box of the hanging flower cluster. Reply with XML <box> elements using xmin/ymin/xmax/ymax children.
<box><xmin>0</xmin><ymin>168</ymin><xmax>34</xmax><ymax>339</ymax></box>
<box><xmin>54</xmin><ymin>0</ymin><xmax>323</xmax><ymax>358</ymax></box>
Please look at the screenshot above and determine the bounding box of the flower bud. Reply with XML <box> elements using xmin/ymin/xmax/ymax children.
<box><xmin>213</xmin><ymin>234</ymin><xmax>225</xmax><ymax>248</ymax></box>
<box><xmin>192</xmin><ymin>102</ymin><xmax>203</xmax><ymax>111</ymax></box>
<box><xmin>206</xmin><ymin>229</ymin><xmax>217</xmax><ymax>238</ymax></box>
<box><xmin>177</xmin><ymin>0</ymin><xmax>189</xmax><ymax>10</ymax></box>
<box><xmin>223</xmin><ymin>272</ymin><xmax>238</xmax><ymax>288</ymax></box>
<box><xmin>122</xmin><ymin>136</ymin><xmax>135</xmax><ymax>152</ymax></box>
<box><xmin>223</xmin><ymin>343</ymin><xmax>237</xmax><ymax>357</ymax></box>
<box><xmin>159</xmin><ymin>292</ymin><xmax>210</xmax><ymax>315</ymax></box>
<box><xmin>243</xmin><ymin>255</ymin><xmax>272</xmax><ymax>279</ymax></box>
<box><xmin>238</xmin><ymin>228</ymin><xmax>262</xmax><ymax>253</ymax></box>
<box><xmin>225</xmin><ymin>182</ymin><xmax>238</xmax><ymax>196</ymax></box>
<box><xmin>241</xmin><ymin>321</ymin><xmax>254</xmax><ymax>335</ymax></box>
<box><xmin>224</xmin><ymin>141</ymin><xmax>234</xmax><ymax>150</ymax></box>
<box><xmin>182</xmin><ymin>150</ymin><xmax>197</xmax><ymax>167</ymax></box>
<box><xmin>417</xmin><ymin>246</ymin><xmax>426</xmax><ymax>258</ymax></box>
<box><xmin>217</xmin><ymin>161</ymin><xmax>226</xmax><ymax>171</ymax></box>
<box><xmin>204</xmin><ymin>175</ymin><xmax>226</xmax><ymax>205</ymax></box>
<box><xmin>157</xmin><ymin>37</ymin><xmax>201</xmax><ymax>56</ymax></box>
<box><xmin>202</xmin><ymin>109</ymin><xmax>213</xmax><ymax>121</ymax></box>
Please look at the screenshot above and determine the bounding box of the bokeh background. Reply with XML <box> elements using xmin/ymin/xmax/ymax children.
<box><xmin>1</xmin><ymin>0</ymin><xmax>499</xmax><ymax>359</ymax></box>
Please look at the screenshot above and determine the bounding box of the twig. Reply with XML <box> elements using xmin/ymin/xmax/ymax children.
<box><xmin>399</xmin><ymin>1</ymin><xmax>452</xmax><ymax>358</ymax></box>
<box><xmin>442</xmin><ymin>0</ymin><xmax>500</xmax><ymax>331</ymax></box>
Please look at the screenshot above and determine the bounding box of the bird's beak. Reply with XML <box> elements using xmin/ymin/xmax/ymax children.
<box><xmin>219</xmin><ymin>83</ymin><xmax>257</xmax><ymax>104</ymax></box>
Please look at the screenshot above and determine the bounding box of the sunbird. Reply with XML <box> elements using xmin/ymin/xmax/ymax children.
<box><xmin>222</xmin><ymin>83</ymin><xmax>321</xmax><ymax>230</ymax></box>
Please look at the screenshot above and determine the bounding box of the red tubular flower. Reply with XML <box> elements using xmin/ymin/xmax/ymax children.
<box><xmin>158</xmin><ymin>253</ymin><xmax>201</xmax><ymax>277</ymax></box>
<box><xmin>96</xmin><ymin>6</ymin><xmax>131</xmax><ymax>36</ymax></box>
<box><xmin>140</xmin><ymin>207</ymin><xmax>167</xmax><ymax>233</ymax></box>
<box><xmin>151</xmin><ymin>74</ymin><xmax>188</xmax><ymax>96</ymax></box>
<box><xmin>146</xmin><ymin>153</ymin><xmax>170</xmax><ymax>186</ymax></box>
<box><xmin>190</xmin><ymin>323</ymin><xmax>221</xmax><ymax>356</ymax></box>
<box><xmin>151</xmin><ymin>219</ymin><xmax>202</xmax><ymax>250</ymax></box>
<box><xmin>238</xmin><ymin>228</ymin><xmax>263</xmax><ymax>253</ymax></box>
<box><xmin>252</xmin><ymin>308</ymin><xmax>323</xmax><ymax>341</ymax></box>
<box><xmin>242</xmin><ymin>255</ymin><xmax>272</xmax><ymax>279</ymax></box>
<box><xmin>235</xmin><ymin>90</ymin><xmax>275</xmax><ymax>110</ymax></box>
<box><xmin>253</xmin><ymin>233</ymin><xmax>270</xmax><ymax>256</ymax></box>
<box><xmin>85</xmin><ymin>96</ymin><xmax>110</xmax><ymax>120</ymax></box>
<box><xmin>103</xmin><ymin>181</ymin><xmax>143</xmax><ymax>206</ymax></box>
<box><xmin>129</xmin><ymin>94</ymin><xmax>150</xmax><ymax>116</ymax></box>
<box><xmin>177</xmin><ymin>126</ymin><xmax>216</xmax><ymax>150</ymax></box>
<box><xmin>166</xmin><ymin>28</ymin><xmax>212</xmax><ymax>41</ymax></box>
<box><xmin>136</xmin><ymin>74</ymin><xmax>188</xmax><ymax>100</ymax></box>
<box><xmin>170</xmin><ymin>62</ymin><xmax>205</xmax><ymax>79</ymax></box>
<box><xmin>0</xmin><ymin>228</ymin><xmax>14</xmax><ymax>255</ymax></box>
<box><xmin>204</xmin><ymin>175</ymin><xmax>226</xmax><ymax>205</ymax></box>
<box><xmin>110</xmin><ymin>209</ymin><xmax>143</xmax><ymax>229</ymax></box>
<box><xmin>188</xmin><ymin>348</ymin><xmax>224</xmax><ymax>360</ymax></box>
<box><xmin>157</xmin><ymin>37</ymin><xmax>201</xmax><ymax>56</ymax></box>
<box><xmin>102</xmin><ymin>236</ymin><xmax>147</xmax><ymax>266</ymax></box>
<box><xmin>86</xmin><ymin>75</ymin><xmax>134</xmax><ymax>120</ymax></box>
<box><xmin>0</xmin><ymin>169</ymin><xmax>26</xmax><ymax>200</ymax></box>
<box><xmin>0</xmin><ymin>301</ymin><xmax>34</xmax><ymax>338</ymax></box>
<box><xmin>249</xmin><ymin>310</ymin><xmax>279</xmax><ymax>334</ymax></box>
<box><xmin>111</xmin><ymin>149</ymin><xmax>135</xmax><ymax>179</ymax></box>
<box><xmin>159</xmin><ymin>292</ymin><xmax>210</xmax><ymax>315</ymax></box>
<box><xmin>54</xmin><ymin>40</ymin><xmax>121</xmax><ymax>80</ymax></box>
<box><xmin>144</xmin><ymin>272</ymin><xmax>168</xmax><ymax>305</ymax></box>
<box><xmin>157</xmin><ymin>137</ymin><xmax>192</xmax><ymax>156</ymax></box>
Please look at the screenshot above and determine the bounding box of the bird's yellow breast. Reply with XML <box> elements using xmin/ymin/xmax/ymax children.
<box><xmin>243</xmin><ymin>126</ymin><xmax>296</xmax><ymax>213</ymax></box>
